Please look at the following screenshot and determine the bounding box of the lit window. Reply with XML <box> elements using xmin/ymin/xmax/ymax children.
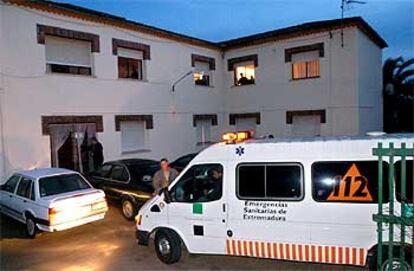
<box><xmin>117</xmin><ymin>48</ymin><xmax>144</xmax><ymax>80</ymax></box>
<box><xmin>120</xmin><ymin>121</ymin><xmax>146</xmax><ymax>152</ymax></box>
<box><xmin>193</xmin><ymin>61</ymin><xmax>211</xmax><ymax>86</ymax></box>
<box><xmin>291</xmin><ymin>50</ymin><xmax>320</xmax><ymax>80</ymax></box>
<box><xmin>195</xmin><ymin>119</ymin><xmax>212</xmax><ymax>145</ymax></box>
<box><xmin>45</xmin><ymin>36</ymin><xmax>92</xmax><ymax>75</ymax></box>
<box><xmin>234</xmin><ymin>61</ymin><xmax>255</xmax><ymax>86</ymax></box>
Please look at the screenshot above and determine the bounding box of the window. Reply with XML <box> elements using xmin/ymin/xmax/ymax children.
<box><xmin>94</xmin><ymin>164</ymin><xmax>113</xmax><ymax>177</ymax></box>
<box><xmin>292</xmin><ymin>115</ymin><xmax>321</xmax><ymax>136</ymax></box>
<box><xmin>170</xmin><ymin>164</ymin><xmax>223</xmax><ymax>203</ymax></box>
<box><xmin>117</xmin><ymin>48</ymin><xmax>144</xmax><ymax>80</ymax></box>
<box><xmin>235</xmin><ymin>117</ymin><xmax>257</xmax><ymax>134</ymax></box>
<box><xmin>110</xmin><ymin>165</ymin><xmax>129</xmax><ymax>182</ymax></box>
<box><xmin>120</xmin><ymin>121</ymin><xmax>146</xmax><ymax>152</ymax></box>
<box><xmin>45</xmin><ymin>36</ymin><xmax>92</xmax><ymax>76</ymax></box>
<box><xmin>234</xmin><ymin>61</ymin><xmax>255</xmax><ymax>86</ymax></box>
<box><xmin>39</xmin><ymin>174</ymin><xmax>91</xmax><ymax>197</ymax></box>
<box><xmin>291</xmin><ymin>50</ymin><xmax>320</xmax><ymax>80</ymax></box>
<box><xmin>193</xmin><ymin>61</ymin><xmax>211</xmax><ymax>86</ymax></box>
<box><xmin>237</xmin><ymin>163</ymin><xmax>303</xmax><ymax>200</ymax></box>
<box><xmin>16</xmin><ymin>178</ymin><xmax>33</xmax><ymax>200</ymax></box>
<box><xmin>312</xmin><ymin>161</ymin><xmax>389</xmax><ymax>203</ymax></box>
<box><xmin>2</xmin><ymin>175</ymin><xmax>20</xmax><ymax>193</ymax></box>
<box><xmin>395</xmin><ymin>160</ymin><xmax>413</xmax><ymax>202</ymax></box>
<box><xmin>195</xmin><ymin>119</ymin><xmax>212</xmax><ymax>145</ymax></box>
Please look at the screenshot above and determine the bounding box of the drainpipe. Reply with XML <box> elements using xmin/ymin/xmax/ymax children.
<box><xmin>0</xmin><ymin>67</ymin><xmax>6</xmax><ymax>181</ymax></box>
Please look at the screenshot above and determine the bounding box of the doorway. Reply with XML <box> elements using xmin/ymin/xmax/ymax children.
<box><xmin>49</xmin><ymin>123</ymin><xmax>96</xmax><ymax>173</ymax></box>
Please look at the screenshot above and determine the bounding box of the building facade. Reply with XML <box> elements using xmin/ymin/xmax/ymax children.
<box><xmin>0</xmin><ymin>0</ymin><xmax>387</xmax><ymax>180</ymax></box>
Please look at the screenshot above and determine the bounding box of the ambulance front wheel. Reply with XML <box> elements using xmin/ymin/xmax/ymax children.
<box><xmin>154</xmin><ymin>229</ymin><xmax>182</xmax><ymax>264</ymax></box>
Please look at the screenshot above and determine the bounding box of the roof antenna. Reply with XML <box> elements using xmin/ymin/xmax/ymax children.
<box><xmin>341</xmin><ymin>0</ymin><xmax>366</xmax><ymax>47</ymax></box>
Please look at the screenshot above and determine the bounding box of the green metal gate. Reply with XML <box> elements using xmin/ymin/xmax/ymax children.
<box><xmin>373</xmin><ymin>142</ymin><xmax>414</xmax><ymax>270</ymax></box>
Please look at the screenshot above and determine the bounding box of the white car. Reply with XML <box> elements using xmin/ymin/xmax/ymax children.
<box><xmin>0</xmin><ymin>168</ymin><xmax>108</xmax><ymax>238</ymax></box>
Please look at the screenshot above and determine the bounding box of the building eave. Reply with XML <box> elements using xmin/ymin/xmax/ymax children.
<box><xmin>218</xmin><ymin>17</ymin><xmax>388</xmax><ymax>50</ymax></box>
<box><xmin>5</xmin><ymin>0</ymin><xmax>388</xmax><ymax>51</ymax></box>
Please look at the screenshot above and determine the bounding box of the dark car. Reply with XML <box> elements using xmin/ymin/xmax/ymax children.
<box><xmin>170</xmin><ymin>153</ymin><xmax>197</xmax><ymax>172</ymax></box>
<box><xmin>86</xmin><ymin>159</ymin><xmax>159</xmax><ymax>220</ymax></box>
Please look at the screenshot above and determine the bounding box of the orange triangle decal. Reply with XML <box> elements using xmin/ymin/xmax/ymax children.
<box><xmin>327</xmin><ymin>163</ymin><xmax>373</xmax><ymax>202</ymax></box>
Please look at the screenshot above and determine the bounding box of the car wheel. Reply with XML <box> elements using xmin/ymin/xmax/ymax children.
<box><xmin>121</xmin><ymin>198</ymin><xmax>136</xmax><ymax>220</ymax></box>
<box><xmin>25</xmin><ymin>216</ymin><xmax>37</xmax><ymax>239</ymax></box>
<box><xmin>154</xmin><ymin>229</ymin><xmax>182</xmax><ymax>264</ymax></box>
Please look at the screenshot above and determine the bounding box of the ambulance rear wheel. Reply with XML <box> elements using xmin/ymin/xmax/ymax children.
<box><xmin>369</xmin><ymin>247</ymin><xmax>412</xmax><ymax>271</ymax></box>
<box><xmin>154</xmin><ymin>229</ymin><xmax>182</xmax><ymax>264</ymax></box>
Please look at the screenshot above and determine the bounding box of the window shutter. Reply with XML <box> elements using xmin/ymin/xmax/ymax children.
<box><xmin>45</xmin><ymin>36</ymin><xmax>91</xmax><ymax>67</ymax></box>
<box><xmin>117</xmin><ymin>47</ymin><xmax>143</xmax><ymax>60</ymax></box>
<box><xmin>291</xmin><ymin>50</ymin><xmax>319</xmax><ymax>63</ymax></box>
<box><xmin>196</xmin><ymin>119</ymin><xmax>211</xmax><ymax>143</ymax></box>
<box><xmin>236</xmin><ymin>117</ymin><xmax>256</xmax><ymax>132</ymax></box>
<box><xmin>120</xmin><ymin>121</ymin><xmax>145</xmax><ymax>151</ymax></box>
<box><xmin>194</xmin><ymin>61</ymin><xmax>210</xmax><ymax>73</ymax></box>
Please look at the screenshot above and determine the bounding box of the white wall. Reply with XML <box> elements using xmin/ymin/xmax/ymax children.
<box><xmin>0</xmin><ymin>4</ymin><xmax>224</xmax><ymax>180</ymax></box>
<box><xmin>222</xmin><ymin>28</ymin><xmax>363</xmax><ymax>137</ymax></box>
<box><xmin>356</xmin><ymin>30</ymin><xmax>383</xmax><ymax>134</ymax></box>
<box><xmin>0</xmin><ymin>3</ymin><xmax>384</xmax><ymax>181</ymax></box>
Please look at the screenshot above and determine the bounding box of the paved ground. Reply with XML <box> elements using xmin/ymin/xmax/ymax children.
<box><xmin>0</xmin><ymin>203</ymin><xmax>364</xmax><ymax>271</ymax></box>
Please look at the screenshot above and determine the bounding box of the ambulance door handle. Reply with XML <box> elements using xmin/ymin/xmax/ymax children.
<box><xmin>222</xmin><ymin>203</ymin><xmax>226</xmax><ymax>213</ymax></box>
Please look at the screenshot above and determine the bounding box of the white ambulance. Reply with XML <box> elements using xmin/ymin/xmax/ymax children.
<box><xmin>135</xmin><ymin>132</ymin><xmax>413</xmax><ymax>270</ymax></box>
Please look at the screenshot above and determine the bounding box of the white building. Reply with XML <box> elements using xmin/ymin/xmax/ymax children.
<box><xmin>0</xmin><ymin>0</ymin><xmax>387</xmax><ymax>180</ymax></box>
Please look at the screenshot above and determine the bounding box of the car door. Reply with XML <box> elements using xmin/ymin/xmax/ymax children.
<box><xmin>0</xmin><ymin>174</ymin><xmax>22</xmax><ymax>219</ymax></box>
<box><xmin>103</xmin><ymin>164</ymin><xmax>130</xmax><ymax>199</ymax></box>
<box><xmin>14</xmin><ymin>177</ymin><xmax>35</xmax><ymax>221</ymax></box>
<box><xmin>167</xmin><ymin>163</ymin><xmax>227</xmax><ymax>254</ymax></box>
<box><xmin>89</xmin><ymin>163</ymin><xmax>113</xmax><ymax>189</ymax></box>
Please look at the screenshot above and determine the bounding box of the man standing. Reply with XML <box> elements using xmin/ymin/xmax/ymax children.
<box><xmin>90</xmin><ymin>137</ymin><xmax>104</xmax><ymax>170</ymax></box>
<box><xmin>152</xmin><ymin>158</ymin><xmax>179</xmax><ymax>194</ymax></box>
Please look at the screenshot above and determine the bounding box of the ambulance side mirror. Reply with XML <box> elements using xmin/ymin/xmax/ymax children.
<box><xmin>160</xmin><ymin>187</ymin><xmax>172</xmax><ymax>204</ymax></box>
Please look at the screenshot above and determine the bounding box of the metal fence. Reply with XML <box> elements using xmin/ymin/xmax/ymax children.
<box><xmin>373</xmin><ymin>142</ymin><xmax>414</xmax><ymax>270</ymax></box>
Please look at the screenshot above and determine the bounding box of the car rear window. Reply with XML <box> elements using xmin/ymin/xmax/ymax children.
<box><xmin>39</xmin><ymin>174</ymin><xmax>91</xmax><ymax>197</ymax></box>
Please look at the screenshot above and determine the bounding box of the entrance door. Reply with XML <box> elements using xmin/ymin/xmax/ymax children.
<box><xmin>167</xmin><ymin>163</ymin><xmax>227</xmax><ymax>254</ymax></box>
<box><xmin>49</xmin><ymin>123</ymin><xmax>96</xmax><ymax>172</ymax></box>
<box><xmin>57</xmin><ymin>133</ymin><xmax>75</xmax><ymax>170</ymax></box>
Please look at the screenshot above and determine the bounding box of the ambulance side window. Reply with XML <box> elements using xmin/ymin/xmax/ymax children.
<box><xmin>170</xmin><ymin>164</ymin><xmax>223</xmax><ymax>203</ymax></box>
<box><xmin>311</xmin><ymin>160</ymin><xmax>389</xmax><ymax>203</ymax></box>
<box><xmin>237</xmin><ymin>163</ymin><xmax>303</xmax><ymax>201</ymax></box>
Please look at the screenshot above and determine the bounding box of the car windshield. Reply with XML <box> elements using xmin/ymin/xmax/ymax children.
<box><xmin>39</xmin><ymin>173</ymin><xmax>91</xmax><ymax>197</ymax></box>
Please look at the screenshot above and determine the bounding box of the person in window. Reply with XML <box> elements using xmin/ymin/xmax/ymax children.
<box><xmin>249</xmin><ymin>75</ymin><xmax>255</xmax><ymax>84</ymax></box>
<box><xmin>152</xmin><ymin>158</ymin><xmax>179</xmax><ymax>194</ymax></box>
<box><xmin>237</xmin><ymin>73</ymin><xmax>249</xmax><ymax>86</ymax></box>
<box><xmin>130</xmin><ymin>66</ymin><xmax>139</xmax><ymax>79</ymax></box>
<box><xmin>201</xmin><ymin>166</ymin><xmax>222</xmax><ymax>201</ymax></box>
<box><xmin>90</xmin><ymin>137</ymin><xmax>104</xmax><ymax>170</ymax></box>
